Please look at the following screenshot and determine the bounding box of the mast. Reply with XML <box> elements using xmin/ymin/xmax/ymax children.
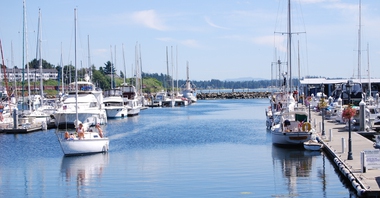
<box><xmin>74</xmin><ymin>8</ymin><xmax>78</xmax><ymax>123</ymax></box>
<box><xmin>139</xmin><ymin>44</ymin><xmax>143</xmax><ymax>96</ymax></box>
<box><xmin>165</xmin><ymin>46</ymin><xmax>169</xmax><ymax>91</ymax></box>
<box><xmin>367</xmin><ymin>43</ymin><xmax>371</xmax><ymax>97</ymax></box>
<box><xmin>60</xmin><ymin>42</ymin><xmax>64</xmax><ymax>93</ymax></box>
<box><xmin>38</xmin><ymin>9</ymin><xmax>43</xmax><ymax>99</ymax></box>
<box><xmin>22</xmin><ymin>0</ymin><xmax>26</xmax><ymax>110</ymax></box>
<box><xmin>110</xmin><ymin>45</ymin><xmax>113</xmax><ymax>89</ymax></box>
<box><xmin>357</xmin><ymin>0</ymin><xmax>362</xmax><ymax>82</ymax></box>
<box><xmin>0</xmin><ymin>40</ymin><xmax>11</xmax><ymax>113</ymax></box>
<box><xmin>114</xmin><ymin>45</ymin><xmax>116</xmax><ymax>89</ymax></box>
<box><xmin>287</xmin><ymin>0</ymin><xmax>292</xmax><ymax>93</ymax></box>
<box><xmin>122</xmin><ymin>43</ymin><xmax>126</xmax><ymax>84</ymax></box>
<box><xmin>87</xmin><ymin>35</ymin><xmax>91</xmax><ymax>80</ymax></box>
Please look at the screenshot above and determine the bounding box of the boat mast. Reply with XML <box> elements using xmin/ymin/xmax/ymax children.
<box><xmin>60</xmin><ymin>42</ymin><xmax>64</xmax><ymax>93</ymax></box>
<box><xmin>110</xmin><ymin>45</ymin><xmax>113</xmax><ymax>89</ymax></box>
<box><xmin>88</xmin><ymin>35</ymin><xmax>91</xmax><ymax>80</ymax></box>
<box><xmin>287</xmin><ymin>0</ymin><xmax>292</xmax><ymax>93</ymax></box>
<box><xmin>122</xmin><ymin>43</ymin><xmax>126</xmax><ymax>84</ymax></box>
<box><xmin>22</xmin><ymin>0</ymin><xmax>26</xmax><ymax>111</ymax></box>
<box><xmin>0</xmin><ymin>40</ymin><xmax>11</xmax><ymax>112</ymax></box>
<box><xmin>37</xmin><ymin>9</ymin><xmax>43</xmax><ymax>99</ymax></box>
<box><xmin>74</xmin><ymin>8</ymin><xmax>78</xmax><ymax>123</ymax></box>
<box><xmin>357</xmin><ymin>0</ymin><xmax>362</xmax><ymax>83</ymax></box>
<box><xmin>367</xmin><ymin>43</ymin><xmax>371</xmax><ymax>97</ymax></box>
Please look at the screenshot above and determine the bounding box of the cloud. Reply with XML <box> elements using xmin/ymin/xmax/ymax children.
<box><xmin>204</xmin><ymin>17</ymin><xmax>229</xmax><ymax>29</ymax></box>
<box><xmin>131</xmin><ymin>10</ymin><xmax>167</xmax><ymax>31</ymax></box>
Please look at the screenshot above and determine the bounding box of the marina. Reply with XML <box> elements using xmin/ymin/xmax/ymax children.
<box><xmin>0</xmin><ymin>99</ymin><xmax>358</xmax><ymax>197</ymax></box>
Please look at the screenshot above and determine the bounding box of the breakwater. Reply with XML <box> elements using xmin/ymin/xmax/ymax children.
<box><xmin>196</xmin><ymin>91</ymin><xmax>270</xmax><ymax>99</ymax></box>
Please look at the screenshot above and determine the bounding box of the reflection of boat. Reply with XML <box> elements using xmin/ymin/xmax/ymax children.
<box><xmin>60</xmin><ymin>153</ymin><xmax>109</xmax><ymax>186</ymax></box>
<box><xmin>272</xmin><ymin>145</ymin><xmax>315</xmax><ymax>196</ymax></box>
<box><xmin>303</xmin><ymin>140</ymin><xmax>323</xmax><ymax>151</ymax></box>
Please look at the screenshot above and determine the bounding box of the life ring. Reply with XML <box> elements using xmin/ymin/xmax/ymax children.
<box><xmin>302</xmin><ymin>122</ymin><xmax>311</xmax><ymax>132</ymax></box>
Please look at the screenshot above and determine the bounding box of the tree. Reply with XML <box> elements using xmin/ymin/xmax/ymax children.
<box><xmin>28</xmin><ymin>58</ymin><xmax>55</xmax><ymax>69</ymax></box>
<box><xmin>103</xmin><ymin>61</ymin><xmax>116</xmax><ymax>75</ymax></box>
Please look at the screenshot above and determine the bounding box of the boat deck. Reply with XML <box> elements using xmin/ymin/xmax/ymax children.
<box><xmin>313</xmin><ymin>110</ymin><xmax>380</xmax><ymax>197</ymax></box>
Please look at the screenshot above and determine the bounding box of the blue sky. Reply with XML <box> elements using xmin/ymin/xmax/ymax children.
<box><xmin>0</xmin><ymin>0</ymin><xmax>379</xmax><ymax>81</ymax></box>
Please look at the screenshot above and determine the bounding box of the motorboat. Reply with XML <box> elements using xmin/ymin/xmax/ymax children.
<box><xmin>103</xmin><ymin>88</ymin><xmax>128</xmax><ymax>118</ymax></box>
<box><xmin>152</xmin><ymin>91</ymin><xmax>171</xmax><ymax>107</ymax></box>
<box><xmin>54</xmin><ymin>77</ymin><xmax>107</xmax><ymax>128</ymax></box>
<box><xmin>119</xmin><ymin>83</ymin><xmax>142</xmax><ymax>116</ymax></box>
<box><xmin>303</xmin><ymin>139</ymin><xmax>323</xmax><ymax>151</ymax></box>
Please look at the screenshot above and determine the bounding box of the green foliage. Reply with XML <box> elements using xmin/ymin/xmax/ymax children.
<box><xmin>28</xmin><ymin>58</ymin><xmax>55</xmax><ymax>69</ymax></box>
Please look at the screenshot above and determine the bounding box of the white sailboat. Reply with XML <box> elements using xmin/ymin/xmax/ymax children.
<box><xmin>271</xmin><ymin>0</ymin><xmax>315</xmax><ymax>146</ymax></box>
<box><xmin>181</xmin><ymin>61</ymin><xmax>197</xmax><ymax>103</ymax></box>
<box><xmin>56</xmin><ymin>9</ymin><xmax>109</xmax><ymax>156</ymax></box>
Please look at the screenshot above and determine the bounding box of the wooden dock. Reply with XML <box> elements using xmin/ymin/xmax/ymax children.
<box><xmin>313</xmin><ymin>111</ymin><xmax>380</xmax><ymax>197</ymax></box>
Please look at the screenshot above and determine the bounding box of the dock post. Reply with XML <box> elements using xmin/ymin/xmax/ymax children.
<box><xmin>359</xmin><ymin>100</ymin><xmax>365</xmax><ymax>131</ymax></box>
<box><xmin>361</xmin><ymin>151</ymin><xmax>366</xmax><ymax>173</ymax></box>
<box><xmin>319</xmin><ymin>122</ymin><xmax>322</xmax><ymax>133</ymax></box>
<box><xmin>329</xmin><ymin>129</ymin><xmax>333</xmax><ymax>141</ymax></box>
<box><xmin>341</xmin><ymin>138</ymin><xmax>345</xmax><ymax>153</ymax></box>
<box><xmin>13</xmin><ymin>109</ymin><xmax>18</xmax><ymax>129</ymax></box>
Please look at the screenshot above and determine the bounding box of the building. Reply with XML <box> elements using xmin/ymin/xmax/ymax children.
<box><xmin>0</xmin><ymin>68</ymin><xmax>58</xmax><ymax>82</ymax></box>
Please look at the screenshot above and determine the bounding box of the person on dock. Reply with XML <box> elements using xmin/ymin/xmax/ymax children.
<box><xmin>95</xmin><ymin>123</ymin><xmax>103</xmax><ymax>138</ymax></box>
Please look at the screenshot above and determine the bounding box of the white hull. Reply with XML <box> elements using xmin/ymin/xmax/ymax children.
<box><xmin>105</xmin><ymin>107</ymin><xmax>128</xmax><ymax>118</ymax></box>
<box><xmin>303</xmin><ymin>141</ymin><xmax>323</xmax><ymax>151</ymax></box>
<box><xmin>128</xmin><ymin>107</ymin><xmax>140</xmax><ymax>116</ymax></box>
<box><xmin>58</xmin><ymin>131</ymin><xmax>109</xmax><ymax>155</ymax></box>
<box><xmin>272</xmin><ymin>130</ymin><xmax>313</xmax><ymax>145</ymax></box>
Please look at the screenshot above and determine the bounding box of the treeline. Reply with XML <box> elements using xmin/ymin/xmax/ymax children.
<box><xmin>142</xmin><ymin>72</ymin><xmax>300</xmax><ymax>90</ymax></box>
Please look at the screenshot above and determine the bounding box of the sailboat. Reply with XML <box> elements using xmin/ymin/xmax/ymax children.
<box><xmin>181</xmin><ymin>61</ymin><xmax>197</xmax><ymax>103</ymax></box>
<box><xmin>270</xmin><ymin>0</ymin><xmax>315</xmax><ymax>146</ymax></box>
<box><xmin>56</xmin><ymin>9</ymin><xmax>109</xmax><ymax>156</ymax></box>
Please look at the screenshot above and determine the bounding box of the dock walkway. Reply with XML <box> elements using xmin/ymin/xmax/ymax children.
<box><xmin>313</xmin><ymin>111</ymin><xmax>380</xmax><ymax>197</ymax></box>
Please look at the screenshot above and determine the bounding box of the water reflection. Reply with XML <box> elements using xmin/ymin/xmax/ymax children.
<box><xmin>271</xmin><ymin>145</ymin><xmax>323</xmax><ymax>197</ymax></box>
<box><xmin>60</xmin><ymin>153</ymin><xmax>109</xmax><ymax>189</ymax></box>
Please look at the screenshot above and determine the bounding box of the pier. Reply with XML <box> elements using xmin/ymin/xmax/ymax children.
<box><xmin>313</xmin><ymin>111</ymin><xmax>380</xmax><ymax>197</ymax></box>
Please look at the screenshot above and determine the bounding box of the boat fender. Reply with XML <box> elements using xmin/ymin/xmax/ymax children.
<box><xmin>302</xmin><ymin>122</ymin><xmax>311</xmax><ymax>132</ymax></box>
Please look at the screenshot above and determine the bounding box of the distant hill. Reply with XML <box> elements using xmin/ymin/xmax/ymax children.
<box><xmin>224</xmin><ymin>77</ymin><xmax>266</xmax><ymax>82</ymax></box>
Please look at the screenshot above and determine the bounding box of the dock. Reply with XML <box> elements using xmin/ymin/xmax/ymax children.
<box><xmin>313</xmin><ymin>111</ymin><xmax>380</xmax><ymax>197</ymax></box>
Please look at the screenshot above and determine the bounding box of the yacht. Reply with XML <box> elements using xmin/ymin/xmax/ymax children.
<box><xmin>54</xmin><ymin>75</ymin><xmax>107</xmax><ymax>128</ymax></box>
<box><xmin>120</xmin><ymin>83</ymin><xmax>142</xmax><ymax>116</ymax></box>
<box><xmin>103</xmin><ymin>88</ymin><xmax>128</xmax><ymax>118</ymax></box>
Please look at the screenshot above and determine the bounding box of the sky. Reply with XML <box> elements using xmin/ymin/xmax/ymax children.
<box><xmin>0</xmin><ymin>0</ymin><xmax>379</xmax><ymax>81</ymax></box>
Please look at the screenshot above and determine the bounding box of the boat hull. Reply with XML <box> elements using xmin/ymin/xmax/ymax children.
<box><xmin>59</xmin><ymin>138</ymin><xmax>109</xmax><ymax>156</ymax></box>
<box><xmin>105</xmin><ymin>107</ymin><xmax>128</xmax><ymax>118</ymax></box>
<box><xmin>272</xmin><ymin>131</ymin><xmax>313</xmax><ymax>146</ymax></box>
<box><xmin>303</xmin><ymin>142</ymin><xmax>323</xmax><ymax>151</ymax></box>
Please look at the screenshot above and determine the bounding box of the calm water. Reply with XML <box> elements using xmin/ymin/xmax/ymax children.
<box><xmin>0</xmin><ymin>99</ymin><xmax>356</xmax><ymax>197</ymax></box>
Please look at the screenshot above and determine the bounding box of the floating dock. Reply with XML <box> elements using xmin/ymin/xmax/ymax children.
<box><xmin>313</xmin><ymin>111</ymin><xmax>380</xmax><ymax>197</ymax></box>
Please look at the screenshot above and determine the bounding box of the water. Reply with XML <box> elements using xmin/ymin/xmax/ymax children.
<box><xmin>0</xmin><ymin>99</ymin><xmax>356</xmax><ymax>197</ymax></box>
